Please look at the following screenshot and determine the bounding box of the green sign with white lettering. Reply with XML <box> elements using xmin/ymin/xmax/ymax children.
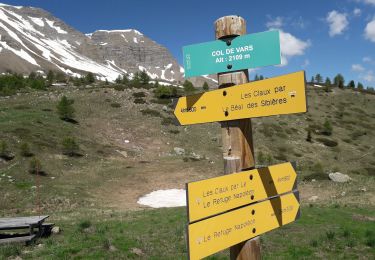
<box><xmin>183</xmin><ymin>30</ymin><xmax>281</xmax><ymax>78</ymax></box>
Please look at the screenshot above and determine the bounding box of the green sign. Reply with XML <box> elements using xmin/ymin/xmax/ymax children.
<box><xmin>183</xmin><ymin>30</ymin><xmax>281</xmax><ymax>78</ymax></box>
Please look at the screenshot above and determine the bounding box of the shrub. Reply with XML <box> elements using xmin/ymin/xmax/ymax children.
<box><xmin>29</xmin><ymin>157</ymin><xmax>42</xmax><ymax>174</ymax></box>
<box><xmin>310</xmin><ymin>240</ymin><xmax>318</xmax><ymax>247</ymax></box>
<box><xmin>140</xmin><ymin>109</ymin><xmax>162</xmax><ymax>117</ymax></box>
<box><xmin>57</xmin><ymin>96</ymin><xmax>75</xmax><ymax>120</ymax></box>
<box><xmin>110</xmin><ymin>103</ymin><xmax>121</xmax><ymax>108</ymax></box>
<box><xmin>326</xmin><ymin>230</ymin><xmax>335</xmax><ymax>240</ymax></box>
<box><xmin>133</xmin><ymin>92</ymin><xmax>146</xmax><ymax>98</ymax></box>
<box><xmin>0</xmin><ymin>140</ymin><xmax>8</xmax><ymax>158</ymax></box>
<box><xmin>154</xmin><ymin>85</ymin><xmax>177</xmax><ymax>99</ymax></box>
<box><xmin>134</xmin><ymin>98</ymin><xmax>146</xmax><ymax>104</ymax></box>
<box><xmin>113</xmin><ymin>84</ymin><xmax>126</xmax><ymax>91</ymax></box>
<box><xmin>161</xmin><ymin>117</ymin><xmax>175</xmax><ymax>126</ymax></box>
<box><xmin>62</xmin><ymin>137</ymin><xmax>79</xmax><ymax>156</ymax></box>
<box><xmin>169</xmin><ymin>130</ymin><xmax>180</xmax><ymax>134</ymax></box>
<box><xmin>306</xmin><ymin>130</ymin><xmax>312</xmax><ymax>142</ymax></box>
<box><xmin>78</xmin><ymin>220</ymin><xmax>92</xmax><ymax>231</ymax></box>
<box><xmin>316</xmin><ymin>138</ymin><xmax>338</xmax><ymax>147</ymax></box>
<box><xmin>19</xmin><ymin>142</ymin><xmax>32</xmax><ymax>157</ymax></box>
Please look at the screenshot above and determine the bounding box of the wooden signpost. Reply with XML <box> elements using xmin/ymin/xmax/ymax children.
<box><xmin>177</xmin><ymin>15</ymin><xmax>307</xmax><ymax>260</ymax></box>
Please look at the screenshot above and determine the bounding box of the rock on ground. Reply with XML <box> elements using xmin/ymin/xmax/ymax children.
<box><xmin>328</xmin><ymin>172</ymin><xmax>351</xmax><ymax>183</ymax></box>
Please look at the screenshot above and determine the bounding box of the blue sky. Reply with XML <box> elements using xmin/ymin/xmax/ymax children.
<box><xmin>2</xmin><ymin>0</ymin><xmax>375</xmax><ymax>86</ymax></box>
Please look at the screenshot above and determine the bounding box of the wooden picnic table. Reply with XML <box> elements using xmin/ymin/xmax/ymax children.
<box><xmin>0</xmin><ymin>215</ymin><xmax>50</xmax><ymax>244</ymax></box>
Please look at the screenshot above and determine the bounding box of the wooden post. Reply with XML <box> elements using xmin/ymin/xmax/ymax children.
<box><xmin>215</xmin><ymin>15</ymin><xmax>261</xmax><ymax>260</ymax></box>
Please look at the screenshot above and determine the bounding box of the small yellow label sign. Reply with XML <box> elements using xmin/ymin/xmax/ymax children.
<box><xmin>187</xmin><ymin>162</ymin><xmax>297</xmax><ymax>223</ymax></box>
<box><xmin>174</xmin><ymin>71</ymin><xmax>306</xmax><ymax>125</ymax></box>
<box><xmin>188</xmin><ymin>191</ymin><xmax>300</xmax><ymax>260</ymax></box>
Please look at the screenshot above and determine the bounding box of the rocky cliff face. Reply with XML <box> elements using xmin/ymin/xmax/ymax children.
<box><xmin>89</xmin><ymin>30</ymin><xmax>183</xmax><ymax>82</ymax></box>
<box><xmin>0</xmin><ymin>3</ymin><xmax>217</xmax><ymax>86</ymax></box>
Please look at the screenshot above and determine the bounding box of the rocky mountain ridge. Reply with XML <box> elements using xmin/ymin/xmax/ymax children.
<box><xmin>0</xmin><ymin>3</ymin><xmax>216</xmax><ymax>86</ymax></box>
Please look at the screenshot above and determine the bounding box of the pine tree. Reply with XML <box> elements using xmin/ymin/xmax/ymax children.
<box><xmin>57</xmin><ymin>96</ymin><xmax>75</xmax><ymax>120</ymax></box>
<box><xmin>122</xmin><ymin>74</ymin><xmax>129</xmax><ymax>84</ymax></box>
<box><xmin>183</xmin><ymin>80</ymin><xmax>195</xmax><ymax>94</ymax></box>
<box><xmin>132</xmin><ymin>72</ymin><xmax>141</xmax><ymax>86</ymax></box>
<box><xmin>202</xmin><ymin>82</ymin><xmax>209</xmax><ymax>91</ymax></box>
<box><xmin>47</xmin><ymin>70</ymin><xmax>55</xmax><ymax>84</ymax></box>
<box><xmin>62</xmin><ymin>137</ymin><xmax>79</xmax><ymax>156</ymax></box>
<box><xmin>334</xmin><ymin>74</ymin><xmax>345</xmax><ymax>88</ymax></box>
<box><xmin>85</xmin><ymin>72</ymin><xmax>95</xmax><ymax>84</ymax></box>
<box><xmin>140</xmin><ymin>70</ymin><xmax>150</xmax><ymax>85</ymax></box>
<box><xmin>322</xmin><ymin>119</ymin><xmax>333</xmax><ymax>136</ymax></box>
<box><xmin>315</xmin><ymin>74</ymin><xmax>323</xmax><ymax>83</ymax></box>
<box><xmin>325</xmin><ymin>77</ymin><xmax>331</xmax><ymax>86</ymax></box>
<box><xmin>28</xmin><ymin>72</ymin><xmax>37</xmax><ymax>80</ymax></box>
<box><xmin>154</xmin><ymin>80</ymin><xmax>160</xmax><ymax>88</ymax></box>
<box><xmin>115</xmin><ymin>75</ymin><xmax>122</xmax><ymax>84</ymax></box>
<box><xmin>259</xmin><ymin>75</ymin><xmax>264</xmax><ymax>80</ymax></box>
<box><xmin>357</xmin><ymin>82</ymin><xmax>364</xmax><ymax>90</ymax></box>
<box><xmin>254</xmin><ymin>74</ymin><xmax>260</xmax><ymax>81</ymax></box>
<box><xmin>348</xmin><ymin>80</ymin><xmax>355</xmax><ymax>89</ymax></box>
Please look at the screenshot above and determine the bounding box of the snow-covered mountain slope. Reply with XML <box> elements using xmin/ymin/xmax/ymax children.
<box><xmin>0</xmin><ymin>3</ymin><xmax>217</xmax><ymax>85</ymax></box>
<box><xmin>0</xmin><ymin>4</ymin><xmax>124</xmax><ymax>81</ymax></box>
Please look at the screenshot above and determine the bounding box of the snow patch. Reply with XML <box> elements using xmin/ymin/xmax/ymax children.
<box><xmin>0</xmin><ymin>39</ymin><xmax>39</xmax><ymax>66</ymax></box>
<box><xmin>138</xmin><ymin>65</ymin><xmax>158</xmax><ymax>79</ymax></box>
<box><xmin>45</xmin><ymin>19</ymin><xmax>67</xmax><ymax>34</ymax></box>
<box><xmin>94</xmin><ymin>29</ymin><xmax>143</xmax><ymax>35</ymax></box>
<box><xmin>133</xmin><ymin>37</ymin><xmax>138</xmax><ymax>43</ymax></box>
<box><xmin>29</xmin><ymin>17</ymin><xmax>44</xmax><ymax>27</ymax></box>
<box><xmin>0</xmin><ymin>3</ymin><xmax>23</xmax><ymax>9</ymax></box>
<box><xmin>137</xmin><ymin>189</ymin><xmax>186</xmax><ymax>208</ymax></box>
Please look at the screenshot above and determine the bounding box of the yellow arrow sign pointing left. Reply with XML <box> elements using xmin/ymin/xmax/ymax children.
<box><xmin>174</xmin><ymin>71</ymin><xmax>307</xmax><ymax>125</ymax></box>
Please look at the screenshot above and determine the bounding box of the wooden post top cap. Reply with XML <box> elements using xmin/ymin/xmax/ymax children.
<box><xmin>214</xmin><ymin>15</ymin><xmax>246</xmax><ymax>39</ymax></box>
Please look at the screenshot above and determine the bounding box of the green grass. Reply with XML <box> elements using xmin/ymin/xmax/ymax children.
<box><xmin>0</xmin><ymin>205</ymin><xmax>374</xmax><ymax>259</ymax></box>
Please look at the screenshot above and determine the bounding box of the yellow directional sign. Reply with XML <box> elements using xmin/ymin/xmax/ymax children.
<box><xmin>187</xmin><ymin>162</ymin><xmax>297</xmax><ymax>223</ymax></box>
<box><xmin>187</xmin><ymin>191</ymin><xmax>300</xmax><ymax>260</ymax></box>
<box><xmin>174</xmin><ymin>71</ymin><xmax>306</xmax><ymax>125</ymax></box>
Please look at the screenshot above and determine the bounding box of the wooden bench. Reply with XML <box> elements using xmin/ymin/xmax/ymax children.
<box><xmin>0</xmin><ymin>216</ymin><xmax>51</xmax><ymax>244</ymax></box>
<box><xmin>0</xmin><ymin>234</ymin><xmax>36</xmax><ymax>245</ymax></box>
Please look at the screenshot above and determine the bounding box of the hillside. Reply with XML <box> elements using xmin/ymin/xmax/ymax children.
<box><xmin>0</xmin><ymin>81</ymin><xmax>374</xmax><ymax>258</ymax></box>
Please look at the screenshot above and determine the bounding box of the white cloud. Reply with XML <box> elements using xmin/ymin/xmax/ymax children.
<box><xmin>351</xmin><ymin>64</ymin><xmax>365</xmax><ymax>72</ymax></box>
<box><xmin>266</xmin><ymin>16</ymin><xmax>284</xmax><ymax>29</ymax></box>
<box><xmin>278</xmin><ymin>30</ymin><xmax>310</xmax><ymax>66</ymax></box>
<box><xmin>363</xmin><ymin>56</ymin><xmax>373</xmax><ymax>63</ymax></box>
<box><xmin>326</xmin><ymin>11</ymin><xmax>349</xmax><ymax>37</ymax></box>
<box><xmin>360</xmin><ymin>70</ymin><xmax>375</xmax><ymax>83</ymax></box>
<box><xmin>353</xmin><ymin>8</ymin><xmax>362</xmax><ymax>16</ymax></box>
<box><xmin>365</xmin><ymin>18</ymin><xmax>375</xmax><ymax>42</ymax></box>
<box><xmin>358</xmin><ymin>0</ymin><xmax>375</xmax><ymax>5</ymax></box>
<box><xmin>302</xmin><ymin>59</ymin><xmax>310</xmax><ymax>68</ymax></box>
